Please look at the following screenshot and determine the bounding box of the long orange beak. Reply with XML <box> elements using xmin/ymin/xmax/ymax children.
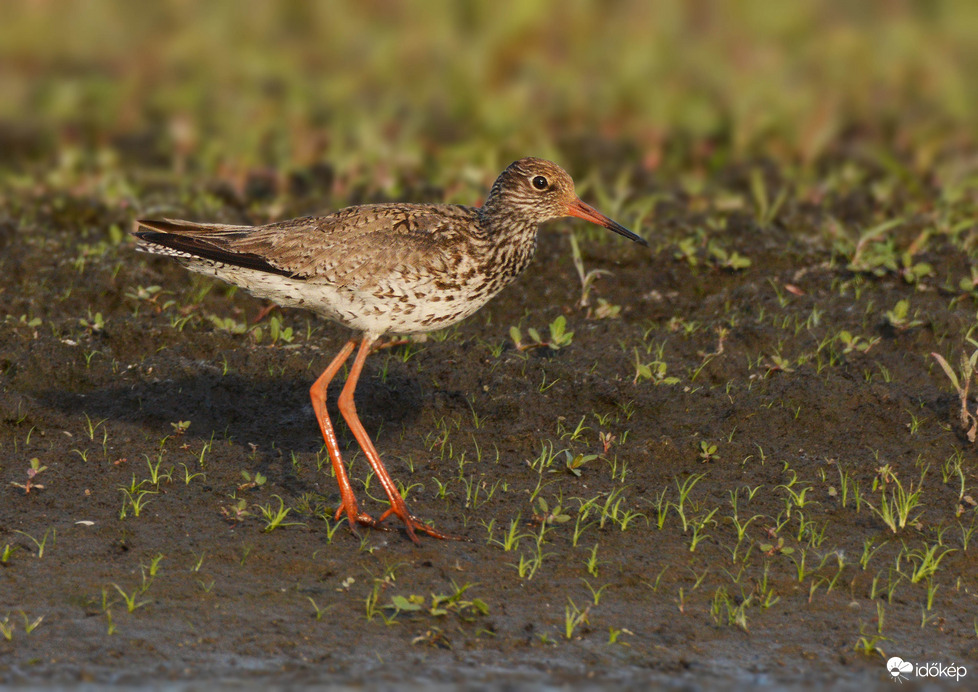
<box><xmin>566</xmin><ymin>199</ymin><xmax>648</xmax><ymax>246</ymax></box>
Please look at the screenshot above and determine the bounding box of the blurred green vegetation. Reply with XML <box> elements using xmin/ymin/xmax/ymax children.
<box><xmin>1</xmin><ymin>0</ymin><xmax>977</xmax><ymax>193</ymax></box>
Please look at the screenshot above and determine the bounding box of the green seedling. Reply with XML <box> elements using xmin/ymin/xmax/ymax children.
<box><xmin>124</xmin><ymin>284</ymin><xmax>164</xmax><ymax>304</ymax></box>
<box><xmin>597</xmin><ymin>486</ymin><xmax>628</xmax><ymax>529</ymax></box>
<box><xmin>558</xmin><ymin>415</ymin><xmax>591</xmax><ymax>442</ymax></box>
<box><xmin>256</xmin><ymin>495</ymin><xmax>305</xmax><ymax>532</ymax></box>
<box><xmin>571</xmin><ymin>504</ymin><xmax>598</xmax><ymax>547</ymax></box>
<box><xmin>865</xmin><ymin>469</ymin><xmax>924</xmax><ymax>533</ymax></box>
<box><xmin>189</xmin><ymin>550</ymin><xmax>206</xmax><ymax>572</ymax></box>
<box><xmin>710</xmin><ymin>586</ymin><xmax>750</xmax><ymax>631</ymax></box>
<box><xmin>931</xmin><ymin>340</ymin><xmax>978</xmax><ymax>441</ymax></box>
<box><xmin>488</xmin><ymin>513</ymin><xmax>529</xmax><ymax>552</ymax></box>
<box><xmin>307</xmin><ymin>597</ymin><xmax>333</xmax><ymax>621</ymax></box>
<box><xmin>511</xmin><ymin>543</ymin><xmax>552</xmax><ymax>580</ymax></box>
<box><xmin>924</xmin><ymin>579</ymin><xmax>939</xmax><ymax>612</ymax></box>
<box><xmin>673</xmin><ymin>236</ymin><xmax>700</xmax><ymax>267</ymax></box>
<box><xmin>320</xmin><ymin>516</ymin><xmax>345</xmax><ymax>544</ymax></box>
<box><xmin>707</xmin><ymin>241</ymin><xmax>751</xmax><ymax>270</ymax></box>
<box><xmin>777</xmin><ymin>482</ymin><xmax>813</xmax><ymax>517</ymax></box>
<box><xmin>632</xmin><ymin>349</ymin><xmax>680</xmax><ymax>386</ymax></box>
<box><xmin>852</xmin><ymin>627</ymin><xmax>888</xmax><ymax>659</ymax></box>
<box><xmin>960</xmin><ymin>519</ymin><xmax>976</xmax><ymax>551</ymax></box>
<box><xmin>119</xmin><ymin>484</ymin><xmax>156</xmax><ymax>519</ymax></box>
<box><xmin>13</xmin><ymin>528</ymin><xmax>55</xmax><ymax>558</ymax></box>
<box><xmin>837</xmin><ymin>330</ymin><xmax>879</xmax><ymax>354</ymax></box>
<box><xmin>79</xmin><ymin>310</ymin><xmax>106</xmax><ymax>333</ymax></box>
<box><xmin>431</xmin><ymin>476</ymin><xmax>452</xmax><ymax>499</ymax></box>
<box><xmin>758</xmin><ymin>562</ymin><xmax>780</xmax><ymax>608</ymax></box>
<box><xmin>141</xmin><ymin>554</ymin><xmax>164</xmax><ymax>584</ymax></box>
<box><xmin>940</xmin><ymin>451</ymin><xmax>967</xmax><ymax>501</ymax></box>
<box><xmin>112</xmin><ymin>583</ymin><xmax>151</xmax><ymax>613</ymax></box>
<box><xmin>238</xmin><ymin>470</ymin><xmax>267</xmax><ymax>491</ymax></box>
<box><xmin>584</xmin><ymin>543</ymin><xmax>602</xmax><ymax>577</ymax></box>
<box><xmin>180</xmin><ymin>463</ymin><xmax>206</xmax><ymax>484</ymax></box>
<box><xmin>527</xmin><ymin>441</ymin><xmax>563</xmax><ymax>473</ymax></box>
<box><xmin>569</xmin><ymin>230</ymin><xmax>612</xmax><ymax>309</ymax></box>
<box><xmin>220</xmin><ymin>498</ymin><xmax>251</xmax><ymax>522</ymax></box>
<box><xmin>672</xmin><ymin>473</ymin><xmax>704</xmax><ymax>531</ymax></box>
<box><xmin>650</xmin><ymin>487</ymin><xmax>669</xmax><ymax>530</ymax></box>
<box><xmin>898</xmin><ymin>249</ymin><xmax>934</xmax><ymax>285</ymax></box>
<box><xmin>903</xmin><ymin>542</ymin><xmax>956</xmax><ymax>584</ymax></box>
<box><xmin>10</xmin><ymin>457</ymin><xmax>47</xmax><ymax>494</ymax></box>
<box><xmin>688</xmin><ymin>508</ymin><xmax>718</xmax><ymax>551</ymax></box>
<box><xmin>608</xmin><ymin>627</ymin><xmax>632</xmax><ymax>645</ymax></box>
<box><xmin>698</xmin><ymin>441</ymin><xmax>719</xmax><ymax>463</ymax></box>
<box><xmin>759</xmin><ymin>536</ymin><xmax>793</xmax><ymax>556</ymax></box>
<box><xmin>20</xmin><ymin>612</ymin><xmax>43</xmax><ymax>635</ymax></box>
<box><xmin>0</xmin><ymin>616</ymin><xmax>13</xmax><ymax>641</ymax></box>
<box><xmin>616</xmin><ymin>507</ymin><xmax>645</xmax><ymax>531</ymax></box>
<box><xmin>884</xmin><ymin>299</ymin><xmax>923</xmax><ymax>331</ymax></box>
<box><xmin>562</xmin><ymin>450</ymin><xmax>597</xmax><ymax>477</ymax></box>
<box><xmin>643</xmin><ymin>566</ymin><xmax>670</xmax><ymax>594</ymax></box>
<box><xmin>532</xmin><ymin>496</ymin><xmax>570</xmax><ymax>526</ymax></box>
<box><xmin>582</xmin><ymin>578</ymin><xmax>611</xmax><ymax>605</ymax></box>
<box><xmin>563</xmin><ymin>598</ymin><xmax>590</xmax><ymax>639</ymax></box>
<box><xmin>386</xmin><ymin>581</ymin><xmax>487</xmax><ymax>622</ymax></box>
<box><xmin>267</xmin><ymin>314</ymin><xmax>294</xmax><ymax>344</ymax></box>
<box><xmin>461</xmin><ymin>474</ymin><xmax>501</xmax><ymax>509</ymax></box>
<box><xmin>728</xmin><ymin>513</ymin><xmax>762</xmax><ymax>561</ymax></box>
<box><xmin>144</xmin><ymin>453</ymin><xmax>173</xmax><ymax>486</ymax></box>
<box><xmin>843</xmin><ymin>217</ymin><xmax>903</xmax><ymax>273</ymax></box>
<box><xmin>170</xmin><ymin>420</ymin><xmax>191</xmax><ymax>435</ymax></box>
<box><xmin>509</xmin><ymin>315</ymin><xmax>574</xmax><ymax>352</ymax></box>
<box><xmin>207</xmin><ymin>314</ymin><xmax>248</xmax><ymax>335</ymax></box>
<box><xmin>750</xmin><ymin>168</ymin><xmax>787</xmax><ymax>228</ymax></box>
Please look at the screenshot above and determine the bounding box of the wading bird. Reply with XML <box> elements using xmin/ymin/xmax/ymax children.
<box><xmin>133</xmin><ymin>157</ymin><xmax>646</xmax><ymax>542</ymax></box>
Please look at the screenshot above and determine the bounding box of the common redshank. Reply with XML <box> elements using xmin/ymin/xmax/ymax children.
<box><xmin>133</xmin><ymin>157</ymin><xmax>646</xmax><ymax>543</ymax></box>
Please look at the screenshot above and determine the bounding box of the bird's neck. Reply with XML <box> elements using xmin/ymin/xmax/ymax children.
<box><xmin>475</xmin><ymin>204</ymin><xmax>540</xmax><ymax>281</ymax></box>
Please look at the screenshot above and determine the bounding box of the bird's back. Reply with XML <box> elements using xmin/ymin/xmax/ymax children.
<box><xmin>134</xmin><ymin>202</ymin><xmax>529</xmax><ymax>336</ymax></box>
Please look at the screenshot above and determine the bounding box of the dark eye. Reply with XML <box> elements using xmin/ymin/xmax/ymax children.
<box><xmin>531</xmin><ymin>175</ymin><xmax>548</xmax><ymax>190</ymax></box>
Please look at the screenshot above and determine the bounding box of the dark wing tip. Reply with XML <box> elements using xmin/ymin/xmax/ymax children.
<box><xmin>132</xmin><ymin>222</ymin><xmax>296</xmax><ymax>279</ymax></box>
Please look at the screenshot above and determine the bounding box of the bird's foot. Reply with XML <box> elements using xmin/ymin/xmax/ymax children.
<box><xmin>332</xmin><ymin>500</ymin><xmax>464</xmax><ymax>543</ymax></box>
<box><xmin>334</xmin><ymin>505</ymin><xmax>394</xmax><ymax>534</ymax></box>
<box><xmin>377</xmin><ymin>507</ymin><xmax>467</xmax><ymax>543</ymax></box>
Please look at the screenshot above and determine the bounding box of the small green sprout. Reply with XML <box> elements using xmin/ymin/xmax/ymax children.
<box><xmin>11</xmin><ymin>457</ymin><xmax>47</xmax><ymax>494</ymax></box>
<box><xmin>238</xmin><ymin>470</ymin><xmax>267</xmax><ymax>491</ymax></box>
<box><xmin>510</xmin><ymin>316</ymin><xmax>574</xmax><ymax>351</ymax></box>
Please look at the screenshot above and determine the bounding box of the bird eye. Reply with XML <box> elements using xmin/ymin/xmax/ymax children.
<box><xmin>531</xmin><ymin>175</ymin><xmax>548</xmax><ymax>190</ymax></box>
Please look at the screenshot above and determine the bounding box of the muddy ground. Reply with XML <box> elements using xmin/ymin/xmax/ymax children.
<box><xmin>1</xmin><ymin>158</ymin><xmax>977</xmax><ymax>689</ymax></box>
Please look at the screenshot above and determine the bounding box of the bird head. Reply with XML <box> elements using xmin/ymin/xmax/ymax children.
<box><xmin>485</xmin><ymin>157</ymin><xmax>647</xmax><ymax>246</ymax></box>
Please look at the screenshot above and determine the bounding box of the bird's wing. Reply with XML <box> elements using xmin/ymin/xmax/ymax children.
<box><xmin>134</xmin><ymin>204</ymin><xmax>475</xmax><ymax>288</ymax></box>
<box><xmin>133</xmin><ymin>218</ymin><xmax>292</xmax><ymax>276</ymax></box>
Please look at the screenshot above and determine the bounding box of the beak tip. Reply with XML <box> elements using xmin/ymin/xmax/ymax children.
<box><xmin>567</xmin><ymin>198</ymin><xmax>647</xmax><ymax>246</ymax></box>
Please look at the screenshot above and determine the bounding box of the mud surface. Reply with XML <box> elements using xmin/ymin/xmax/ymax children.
<box><xmin>1</xmin><ymin>164</ymin><xmax>977</xmax><ymax>689</ymax></box>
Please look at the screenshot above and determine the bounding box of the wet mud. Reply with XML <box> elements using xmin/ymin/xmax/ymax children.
<box><xmin>1</xmin><ymin>166</ymin><xmax>976</xmax><ymax>689</ymax></box>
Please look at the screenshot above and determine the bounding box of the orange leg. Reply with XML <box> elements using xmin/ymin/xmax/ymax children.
<box><xmin>252</xmin><ymin>303</ymin><xmax>277</xmax><ymax>324</ymax></box>
<box><xmin>369</xmin><ymin>337</ymin><xmax>411</xmax><ymax>354</ymax></box>
<box><xmin>309</xmin><ymin>339</ymin><xmax>387</xmax><ymax>533</ymax></box>
<box><xmin>337</xmin><ymin>336</ymin><xmax>461</xmax><ymax>543</ymax></box>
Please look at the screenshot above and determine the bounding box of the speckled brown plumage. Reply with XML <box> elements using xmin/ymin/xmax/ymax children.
<box><xmin>132</xmin><ymin>157</ymin><xmax>646</xmax><ymax>543</ymax></box>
